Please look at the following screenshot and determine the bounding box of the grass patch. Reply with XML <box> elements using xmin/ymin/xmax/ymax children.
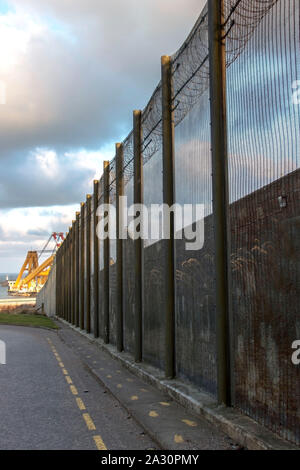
<box><xmin>0</xmin><ymin>312</ymin><xmax>58</xmax><ymax>329</ymax></box>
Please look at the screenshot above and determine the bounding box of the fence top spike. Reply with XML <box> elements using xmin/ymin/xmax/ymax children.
<box><xmin>161</xmin><ymin>55</ymin><xmax>171</xmax><ymax>65</ymax></box>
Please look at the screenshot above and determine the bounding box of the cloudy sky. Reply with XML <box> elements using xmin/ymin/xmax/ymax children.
<box><xmin>0</xmin><ymin>0</ymin><xmax>205</xmax><ymax>272</ymax></box>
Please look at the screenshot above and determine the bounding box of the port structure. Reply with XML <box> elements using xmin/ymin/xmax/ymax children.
<box><xmin>9</xmin><ymin>233</ymin><xmax>64</xmax><ymax>296</ymax></box>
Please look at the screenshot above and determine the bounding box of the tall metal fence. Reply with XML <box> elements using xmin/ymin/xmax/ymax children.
<box><xmin>55</xmin><ymin>0</ymin><xmax>300</xmax><ymax>445</ymax></box>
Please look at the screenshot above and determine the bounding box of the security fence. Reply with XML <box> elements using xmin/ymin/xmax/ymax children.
<box><xmin>55</xmin><ymin>0</ymin><xmax>300</xmax><ymax>445</ymax></box>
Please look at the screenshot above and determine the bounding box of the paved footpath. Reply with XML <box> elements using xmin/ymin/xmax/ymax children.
<box><xmin>57</xmin><ymin>321</ymin><xmax>237</xmax><ymax>451</ymax></box>
<box><xmin>0</xmin><ymin>322</ymin><xmax>237</xmax><ymax>450</ymax></box>
<box><xmin>0</xmin><ymin>325</ymin><xmax>156</xmax><ymax>450</ymax></box>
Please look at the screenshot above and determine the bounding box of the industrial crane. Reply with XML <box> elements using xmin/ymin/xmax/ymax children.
<box><xmin>8</xmin><ymin>233</ymin><xmax>64</xmax><ymax>296</ymax></box>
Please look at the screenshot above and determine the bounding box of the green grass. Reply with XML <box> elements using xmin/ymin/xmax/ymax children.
<box><xmin>0</xmin><ymin>312</ymin><xmax>58</xmax><ymax>329</ymax></box>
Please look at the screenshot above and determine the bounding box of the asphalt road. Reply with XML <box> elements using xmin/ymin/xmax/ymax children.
<box><xmin>0</xmin><ymin>325</ymin><xmax>157</xmax><ymax>450</ymax></box>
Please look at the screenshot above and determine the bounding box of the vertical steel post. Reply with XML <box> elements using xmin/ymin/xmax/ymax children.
<box><xmin>80</xmin><ymin>202</ymin><xmax>85</xmax><ymax>330</ymax></box>
<box><xmin>161</xmin><ymin>55</ymin><xmax>176</xmax><ymax>379</ymax></box>
<box><xmin>55</xmin><ymin>248</ymin><xmax>60</xmax><ymax>317</ymax></box>
<box><xmin>72</xmin><ymin>220</ymin><xmax>76</xmax><ymax>325</ymax></box>
<box><xmin>93</xmin><ymin>180</ymin><xmax>100</xmax><ymax>338</ymax></box>
<box><xmin>62</xmin><ymin>242</ymin><xmax>65</xmax><ymax>319</ymax></box>
<box><xmin>69</xmin><ymin>227</ymin><xmax>72</xmax><ymax>324</ymax></box>
<box><xmin>66</xmin><ymin>233</ymin><xmax>70</xmax><ymax>322</ymax></box>
<box><xmin>86</xmin><ymin>195</ymin><xmax>92</xmax><ymax>334</ymax></box>
<box><xmin>63</xmin><ymin>238</ymin><xmax>67</xmax><ymax>320</ymax></box>
<box><xmin>208</xmin><ymin>0</ymin><xmax>231</xmax><ymax>406</ymax></box>
<box><xmin>103</xmin><ymin>161</ymin><xmax>110</xmax><ymax>344</ymax></box>
<box><xmin>116</xmin><ymin>143</ymin><xmax>124</xmax><ymax>352</ymax></box>
<box><xmin>133</xmin><ymin>110</ymin><xmax>143</xmax><ymax>363</ymax></box>
<box><xmin>68</xmin><ymin>226</ymin><xmax>72</xmax><ymax>324</ymax></box>
<box><xmin>75</xmin><ymin>211</ymin><xmax>80</xmax><ymax>327</ymax></box>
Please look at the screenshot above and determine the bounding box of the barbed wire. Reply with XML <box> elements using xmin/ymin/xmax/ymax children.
<box><xmin>65</xmin><ymin>0</ymin><xmax>280</xmax><ymax>230</ymax></box>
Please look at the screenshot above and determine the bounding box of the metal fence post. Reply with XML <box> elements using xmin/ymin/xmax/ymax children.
<box><xmin>80</xmin><ymin>202</ymin><xmax>85</xmax><ymax>330</ymax></box>
<box><xmin>55</xmin><ymin>248</ymin><xmax>59</xmax><ymax>316</ymax></box>
<box><xmin>208</xmin><ymin>0</ymin><xmax>231</xmax><ymax>406</ymax></box>
<box><xmin>63</xmin><ymin>238</ymin><xmax>67</xmax><ymax>320</ymax></box>
<box><xmin>62</xmin><ymin>242</ymin><xmax>65</xmax><ymax>319</ymax></box>
<box><xmin>93</xmin><ymin>180</ymin><xmax>100</xmax><ymax>338</ymax></box>
<box><xmin>75</xmin><ymin>211</ymin><xmax>80</xmax><ymax>327</ymax></box>
<box><xmin>116</xmin><ymin>143</ymin><xmax>124</xmax><ymax>352</ymax></box>
<box><xmin>86</xmin><ymin>195</ymin><xmax>92</xmax><ymax>334</ymax></box>
<box><xmin>161</xmin><ymin>55</ymin><xmax>176</xmax><ymax>379</ymax></box>
<box><xmin>72</xmin><ymin>220</ymin><xmax>76</xmax><ymax>325</ymax></box>
<box><xmin>103</xmin><ymin>161</ymin><xmax>110</xmax><ymax>344</ymax></box>
<box><xmin>66</xmin><ymin>232</ymin><xmax>70</xmax><ymax>322</ymax></box>
<box><xmin>69</xmin><ymin>226</ymin><xmax>72</xmax><ymax>324</ymax></box>
<box><xmin>133</xmin><ymin>110</ymin><xmax>143</xmax><ymax>363</ymax></box>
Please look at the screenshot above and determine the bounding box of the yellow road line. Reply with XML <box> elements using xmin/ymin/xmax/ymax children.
<box><xmin>83</xmin><ymin>413</ymin><xmax>96</xmax><ymax>431</ymax></box>
<box><xmin>182</xmin><ymin>419</ymin><xmax>198</xmax><ymax>427</ymax></box>
<box><xmin>47</xmin><ymin>341</ymin><xmax>104</xmax><ymax>451</ymax></box>
<box><xmin>70</xmin><ymin>385</ymin><xmax>78</xmax><ymax>395</ymax></box>
<box><xmin>93</xmin><ymin>435</ymin><xmax>107</xmax><ymax>450</ymax></box>
<box><xmin>76</xmin><ymin>397</ymin><xmax>86</xmax><ymax>410</ymax></box>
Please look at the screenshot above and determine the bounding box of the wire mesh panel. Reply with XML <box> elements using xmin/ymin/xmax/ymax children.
<box><xmin>226</xmin><ymin>0</ymin><xmax>300</xmax><ymax>444</ymax></box>
<box><xmin>83</xmin><ymin>203</ymin><xmax>88</xmax><ymax>331</ymax></box>
<box><xmin>142</xmin><ymin>148</ymin><xmax>166</xmax><ymax>371</ymax></box>
<box><xmin>90</xmin><ymin>196</ymin><xmax>95</xmax><ymax>335</ymax></box>
<box><xmin>174</xmin><ymin>91</ymin><xmax>217</xmax><ymax>396</ymax></box>
<box><xmin>109</xmin><ymin>161</ymin><xmax>117</xmax><ymax>346</ymax></box>
<box><xmin>122</xmin><ymin>133</ymin><xmax>135</xmax><ymax>354</ymax></box>
<box><xmin>170</xmin><ymin>3</ymin><xmax>217</xmax><ymax>396</ymax></box>
<box><xmin>78</xmin><ymin>216</ymin><xmax>82</xmax><ymax>325</ymax></box>
<box><xmin>98</xmin><ymin>178</ymin><xmax>105</xmax><ymax>340</ymax></box>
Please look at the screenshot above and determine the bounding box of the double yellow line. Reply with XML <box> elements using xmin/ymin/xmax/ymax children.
<box><xmin>47</xmin><ymin>338</ymin><xmax>107</xmax><ymax>450</ymax></box>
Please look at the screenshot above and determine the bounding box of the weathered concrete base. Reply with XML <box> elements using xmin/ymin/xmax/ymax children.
<box><xmin>56</xmin><ymin>317</ymin><xmax>299</xmax><ymax>451</ymax></box>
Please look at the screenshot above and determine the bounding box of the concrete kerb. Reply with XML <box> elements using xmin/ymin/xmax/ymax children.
<box><xmin>55</xmin><ymin>317</ymin><xmax>299</xmax><ymax>451</ymax></box>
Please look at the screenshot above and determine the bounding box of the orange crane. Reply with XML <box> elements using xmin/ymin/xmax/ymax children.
<box><xmin>9</xmin><ymin>233</ymin><xmax>64</xmax><ymax>296</ymax></box>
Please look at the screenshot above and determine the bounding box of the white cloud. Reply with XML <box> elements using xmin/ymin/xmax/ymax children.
<box><xmin>0</xmin><ymin>0</ymin><xmax>206</xmax><ymax>271</ymax></box>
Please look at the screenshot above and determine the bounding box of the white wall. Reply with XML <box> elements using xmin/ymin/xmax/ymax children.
<box><xmin>36</xmin><ymin>262</ymin><xmax>56</xmax><ymax>317</ymax></box>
